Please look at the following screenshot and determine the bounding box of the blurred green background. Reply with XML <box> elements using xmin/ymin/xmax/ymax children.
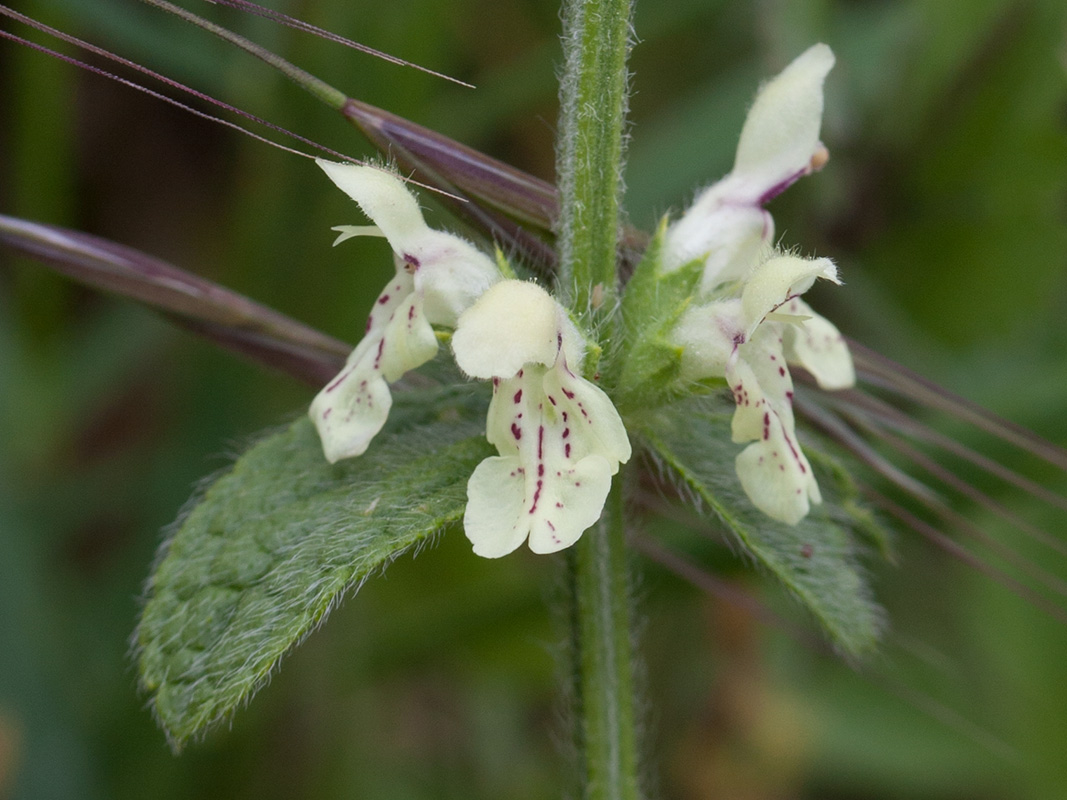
<box><xmin>1</xmin><ymin>0</ymin><xmax>1066</xmax><ymax>797</ymax></box>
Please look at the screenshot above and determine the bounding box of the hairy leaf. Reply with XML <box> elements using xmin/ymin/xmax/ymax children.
<box><xmin>136</xmin><ymin>391</ymin><xmax>492</xmax><ymax>747</ymax></box>
<box><xmin>637</xmin><ymin>393</ymin><xmax>884</xmax><ymax>657</ymax></box>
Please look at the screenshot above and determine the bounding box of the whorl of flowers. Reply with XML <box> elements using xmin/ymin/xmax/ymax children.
<box><xmin>311</xmin><ymin>43</ymin><xmax>853</xmax><ymax>555</ymax></box>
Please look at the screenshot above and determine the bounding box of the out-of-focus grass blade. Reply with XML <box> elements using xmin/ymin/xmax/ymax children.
<box><xmin>850</xmin><ymin>340</ymin><xmax>1067</xmax><ymax>472</ymax></box>
<box><xmin>0</xmin><ymin>214</ymin><xmax>348</xmax><ymax>384</ymax></box>
<box><xmin>340</xmin><ymin>99</ymin><xmax>557</xmax><ymax>230</ymax></box>
<box><xmin>135</xmin><ymin>0</ymin><xmax>649</xmax><ymax>271</ymax></box>
<box><xmin>134</xmin><ymin>0</ymin><xmax>558</xmax><ymax>250</ymax></box>
<box><xmin>207</xmin><ymin>0</ymin><xmax>476</xmax><ymax>88</ymax></box>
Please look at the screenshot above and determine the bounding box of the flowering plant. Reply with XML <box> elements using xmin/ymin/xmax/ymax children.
<box><xmin>2</xmin><ymin>0</ymin><xmax>1065</xmax><ymax>797</ymax></box>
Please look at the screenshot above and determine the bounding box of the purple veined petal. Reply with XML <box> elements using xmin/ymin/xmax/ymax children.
<box><xmin>377</xmin><ymin>294</ymin><xmax>439</xmax><ymax>383</ymax></box>
<box><xmin>728</xmin><ymin>326</ymin><xmax>820</xmax><ymax>524</ymax></box>
<box><xmin>739</xmin><ymin>255</ymin><xmax>838</xmax><ymax>335</ymax></box>
<box><xmin>309</xmin><ymin>354</ymin><xmax>393</xmax><ymax>463</ymax></box>
<box><xmin>463</xmin><ymin>450</ymin><xmax>614</xmax><ymax>558</ymax></box>
<box><xmin>458</xmin><ymin>282</ymin><xmax>631</xmax><ymax>557</ymax></box>
<box><xmin>541</xmin><ymin>360</ymin><xmax>632</xmax><ymax>471</ymax></box>
<box><xmin>468</xmin><ymin>359</ymin><xmax>627</xmax><ymax>556</ymax></box>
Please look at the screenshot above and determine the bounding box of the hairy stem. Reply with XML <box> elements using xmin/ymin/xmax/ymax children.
<box><xmin>569</xmin><ymin>475</ymin><xmax>641</xmax><ymax>799</ymax></box>
<box><xmin>556</xmin><ymin>0</ymin><xmax>632</xmax><ymax>316</ymax></box>
<box><xmin>556</xmin><ymin>0</ymin><xmax>638</xmax><ymax>795</ymax></box>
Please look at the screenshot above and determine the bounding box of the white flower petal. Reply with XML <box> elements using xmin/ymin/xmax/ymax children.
<box><xmin>452</xmin><ymin>280</ymin><xmax>565</xmax><ymax>379</ymax></box>
<box><xmin>309</xmin><ymin>272</ymin><xmax>416</xmax><ymax>461</ymax></box>
<box><xmin>465</xmin><ymin>368</ymin><xmax>624</xmax><ymax>556</ymax></box>
<box><xmin>727</xmin><ymin>325</ymin><xmax>796</xmax><ymax>443</ymax></box>
<box><xmin>317</xmin><ymin>160</ymin><xmax>428</xmax><ymax>247</ymax></box>
<box><xmin>542</xmin><ymin>361</ymin><xmax>632</xmax><ymax>471</ymax></box>
<box><xmin>662</xmin><ymin>198</ymin><xmax>770</xmax><ymax>287</ymax></box>
<box><xmin>781</xmin><ymin>298</ymin><xmax>855</xmax><ymax>390</ymax></box>
<box><xmin>362</xmin><ymin>271</ymin><xmax>417</xmax><ymax>343</ymax></box>
<box><xmin>309</xmin><ymin>279</ymin><xmax>436</xmax><ymax>463</ymax></box>
<box><xmin>378</xmin><ymin>294</ymin><xmax>439</xmax><ymax>382</ymax></box>
<box><xmin>740</xmin><ymin>255</ymin><xmax>837</xmax><ymax>334</ymax></box>
<box><xmin>311</xmin><ymin>161</ymin><xmax>506</xmax><ymax>464</ymax></box>
<box><xmin>484</xmin><ymin>375</ymin><xmax>525</xmax><ymax>456</ymax></box>
<box><xmin>733</xmin><ymin>44</ymin><xmax>834</xmax><ymax>193</ymax></box>
<box><xmin>464</xmin><ymin>453</ymin><xmax>613</xmax><ymax>557</ymax></box>
<box><xmin>661</xmin><ymin>46</ymin><xmax>834</xmax><ymax>289</ymax></box>
<box><xmin>414</xmin><ymin>236</ymin><xmax>503</xmax><ymax>327</ymax></box>
<box><xmin>319</xmin><ymin>159</ymin><xmax>500</xmax><ymax>328</ymax></box>
<box><xmin>674</xmin><ymin>299</ymin><xmax>744</xmax><ymax>380</ymax></box>
<box><xmin>736</xmin><ymin>432</ymin><xmax>820</xmax><ymax>526</ymax></box>
<box><xmin>463</xmin><ymin>456</ymin><xmax>533</xmax><ymax>558</ymax></box>
<box><xmin>526</xmin><ymin>455</ymin><xmax>614</xmax><ymax>554</ymax></box>
<box><xmin>330</xmin><ymin>225</ymin><xmax>383</xmax><ymax>245</ymax></box>
<box><xmin>461</xmin><ymin>291</ymin><xmax>631</xmax><ymax>558</ymax></box>
<box><xmin>309</xmin><ymin>355</ymin><xmax>393</xmax><ymax>463</ymax></box>
<box><xmin>727</xmin><ymin>325</ymin><xmax>820</xmax><ymax>524</ymax></box>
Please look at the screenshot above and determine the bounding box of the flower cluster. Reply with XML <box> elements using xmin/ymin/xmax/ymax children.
<box><xmin>311</xmin><ymin>161</ymin><xmax>630</xmax><ymax>558</ymax></box>
<box><xmin>662</xmin><ymin>43</ymin><xmax>855</xmax><ymax>524</ymax></box>
<box><xmin>311</xmin><ymin>42</ymin><xmax>854</xmax><ymax>555</ymax></box>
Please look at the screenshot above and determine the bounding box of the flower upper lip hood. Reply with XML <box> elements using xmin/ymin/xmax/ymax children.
<box><xmin>316</xmin><ymin>159</ymin><xmax>500</xmax><ymax>326</ymax></box>
<box><xmin>662</xmin><ymin>43</ymin><xmax>835</xmax><ymax>292</ymax></box>
<box><xmin>310</xmin><ymin>160</ymin><xmax>500</xmax><ymax>463</ymax></box>
<box><xmin>452</xmin><ymin>280</ymin><xmax>631</xmax><ymax>558</ymax></box>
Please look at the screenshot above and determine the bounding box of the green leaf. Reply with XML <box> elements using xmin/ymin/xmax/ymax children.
<box><xmin>615</xmin><ymin>220</ymin><xmax>704</xmax><ymax>409</ymax></box>
<box><xmin>636</xmin><ymin>393</ymin><xmax>883</xmax><ymax>658</ymax></box>
<box><xmin>136</xmin><ymin>391</ymin><xmax>493</xmax><ymax>747</ymax></box>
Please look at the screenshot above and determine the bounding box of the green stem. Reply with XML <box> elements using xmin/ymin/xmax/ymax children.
<box><xmin>569</xmin><ymin>475</ymin><xmax>640</xmax><ymax>800</ymax></box>
<box><xmin>556</xmin><ymin>0</ymin><xmax>632</xmax><ymax>315</ymax></box>
<box><xmin>556</xmin><ymin>0</ymin><xmax>637</xmax><ymax>795</ymax></box>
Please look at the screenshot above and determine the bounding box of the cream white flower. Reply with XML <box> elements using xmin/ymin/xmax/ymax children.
<box><xmin>663</xmin><ymin>44</ymin><xmax>835</xmax><ymax>293</ymax></box>
<box><xmin>310</xmin><ymin>160</ymin><xmax>500</xmax><ymax>462</ymax></box>
<box><xmin>452</xmin><ymin>280</ymin><xmax>631</xmax><ymax>558</ymax></box>
<box><xmin>673</xmin><ymin>254</ymin><xmax>854</xmax><ymax>524</ymax></box>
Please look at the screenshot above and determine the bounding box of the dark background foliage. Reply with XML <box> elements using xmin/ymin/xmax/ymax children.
<box><xmin>1</xmin><ymin>0</ymin><xmax>1065</xmax><ymax>797</ymax></box>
